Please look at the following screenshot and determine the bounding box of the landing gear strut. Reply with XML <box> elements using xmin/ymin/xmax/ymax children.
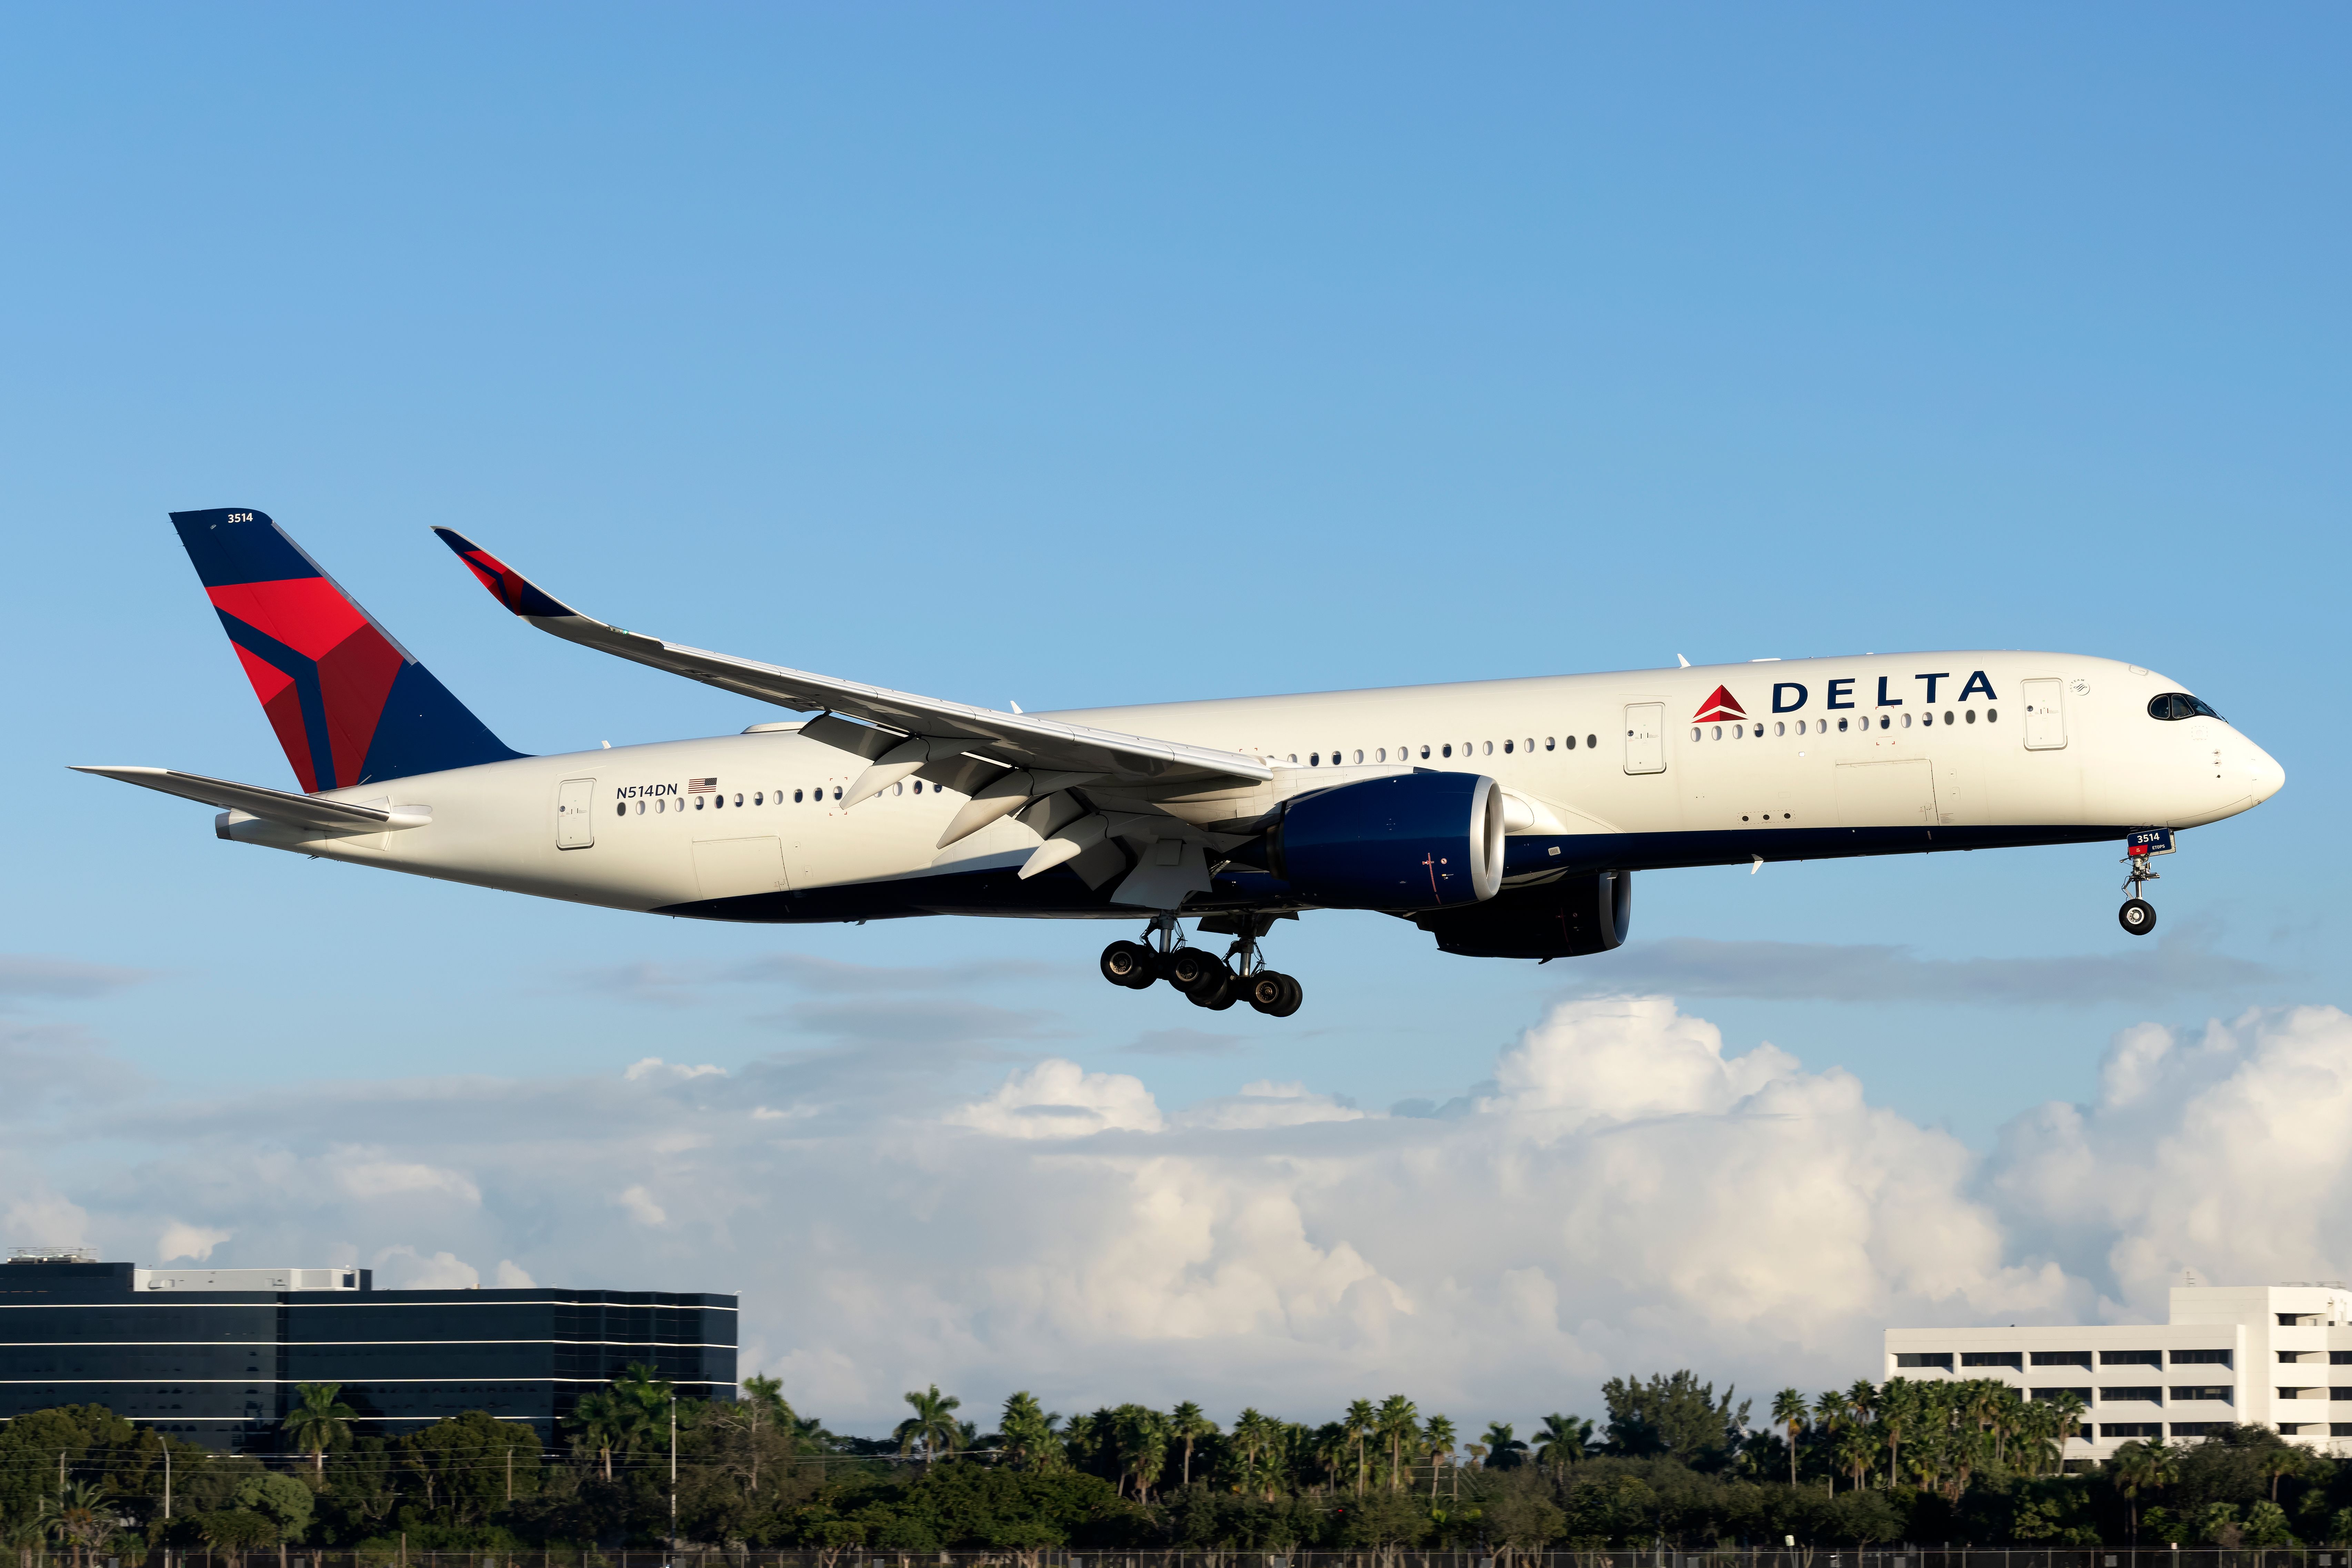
<box><xmin>1095</xmin><ymin>915</ymin><xmax>1304</xmax><ymax>1016</ymax></box>
<box><xmin>2118</xmin><ymin>830</ymin><xmax>2170</xmax><ymax>936</ymax></box>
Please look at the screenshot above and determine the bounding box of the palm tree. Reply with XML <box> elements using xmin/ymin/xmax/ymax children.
<box><xmin>1114</xmin><ymin>1405</ymin><xmax>1172</xmax><ymax>1501</ymax></box>
<box><xmin>999</xmin><ymin>1392</ymin><xmax>1062</xmax><ymax>1471</ymax></box>
<box><xmin>281</xmin><ymin>1381</ymin><xmax>357</xmax><ymax>1477</ymax></box>
<box><xmin>1375</xmin><ymin>1395</ymin><xmax>1419</xmax><ymax>1491</ymax></box>
<box><xmin>1876</xmin><ymin>1378</ymin><xmax>1918</xmax><ymax>1487</ymax></box>
<box><xmin>2261</xmin><ymin>1443</ymin><xmax>2303</xmax><ymax>1502</ymax></box>
<box><xmin>1343</xmin><ymin>1399</ymin><xmax>1378</xmax><ymax>1495</ymax></box>
<box><xmin>2046</xmin><ymin>1390</ymin><xmax>2088</xmax><ymax>1469</ymax></box>
<box><xmin>1422</xmin><ymin>1415</ymin><xmax>1458</xmax><ymax>1500</ymax></box>
<box><xmin>2111</xmin><ymin>1440</ymin><xmax>2161</xmax><ymax>1541</ymax></box>
<box><xmin>38</xmin><ymin>1481</ymin><xmax>115</xmax><ymax>1568</ymax></box>
<box><xmin>1479</xmin><ymin>1421</ymin><xmax>1526</xmax><ymax>1471</ymax></box>
<box><xmin>567</xmin><ymin>1389</ymin><xmax>627</xmax><ymax>1481</ymax></box>
<box><xmin>1771</xmin><ymin>1389</ymin><xmax>1809</xmax><ymax>1487</ymax></box>
<box><xmin>1533</xmin><ymin>1413</ymin><xmax>1592</xmax><ymax>1480</ymax></box>
<box><xmin>896</xmin><ymin>1385</ymin><xmax>963</xmax><ymax>1465</ymax></box>
<box><xmin>1834</xmin><ymin>1425</ymin><xmax>1877</xmax><ymax>1495</ymax></box>
<box><xmin>1169</xmin><ymin>1401</ymin><xmax>1216</xmax><ymax>1487</ymax></box>
<box><xmin>1811</xmin><ymin>1390</ymin><xmax>1847</xmax><ymax>1495</ymax></box>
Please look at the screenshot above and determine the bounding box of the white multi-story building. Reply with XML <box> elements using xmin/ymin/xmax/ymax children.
<box><xmin>1884</xmin><ymin>1284</ymin><xmax>2352</xmax><ymax>1464</ymax></box>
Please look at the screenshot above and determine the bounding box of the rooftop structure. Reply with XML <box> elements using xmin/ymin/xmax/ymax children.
<box><xmin>1885</xmin><ymin>1283</ymin><xmax>2352</xmax><ymax>1464</ymax></box>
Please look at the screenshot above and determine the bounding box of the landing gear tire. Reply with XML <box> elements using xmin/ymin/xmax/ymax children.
<box><xmin>1188</xmin><ymin>964</ymin><xmax>1239</xmax><ymax>1011</ymax></box>
<box><xmin>1165</xmin><ymin>948</ymin><xmax>1223</xmax><ymax>995</ymax></box>
<box><xmin>2119</xmin><ymin>898</ymin><xmax>2157</xmax><ymax>937</ymax></box>
<box><xmin>1100</xmin><ymin>940</ymin><xmax>1159</xmax><ymax>989</ymax></box>
<box><xmin>1246</xmin><ymin>971</ymin><xmax>1303</xmax><ymax>1018</ymax></box>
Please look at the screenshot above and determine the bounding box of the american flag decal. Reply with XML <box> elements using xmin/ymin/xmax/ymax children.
<box><xmin>688</xmin><ymin>777</ymin><xmax>719</xmax><ymax>792</ymax></box>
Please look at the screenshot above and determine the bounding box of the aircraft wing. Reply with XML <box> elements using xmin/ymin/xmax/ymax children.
<box><xmin>431</xmin><ymin>529</ymin><xmax>1272</xmax><ymax>794</ymax></box>
<box><xmin>70</xmin><ymin>766</ymin><xmax>426</xmax><ymax>833</ymax></box>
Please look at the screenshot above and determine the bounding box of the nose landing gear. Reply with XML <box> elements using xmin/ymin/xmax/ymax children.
<box><xmin>1096</xmin><ymin>914</ymin><xmax>1303</xmax><ymax>1016</ymax></box>
<box><xmin>2117</xmin><ymin>828</ymin><xmax>2173</xmax><ymax>937</ymax></box>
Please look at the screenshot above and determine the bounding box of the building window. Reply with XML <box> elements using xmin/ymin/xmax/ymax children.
<box><xmin>2173</xmin><ymin>1348</ymin><xmax>2232</xmax><ymax>1366</ymax></box>
<box><xmin>2172</xmin><ymin>1422</ymin><xmax>2226</xmax><ymax>1438</ymax></box>
<box><xmin>2033</xmin><ymin>1387</ymin><xmax>2094</xmax><ymax>1405</ymax></box>
<box><xmin>2103</xmin><ymin>1387</ymin><xmax>2163</xmax><ymax>1404</ymax></box>
<box><xmin>1962</xmin><ymin>1351</ymin><xmax>2024</xmax><ymax>1370</ymax></box>
<box><xmin>2172</xmin><ymin>1386</ymin><xmax>2233</xmax><ymax>1404</ymax></box>
<box><xmin>2031</xmin><ymin>1350</ymin><xmax>2094</xmax><ymax>1368</ymax></box>
<box><xmin>2100</xmin><ymin>1423</ymin><xmax>2162</xmax><ymax>1439</ymax></box>
<box><xmin>1894</xmin><ymin>1352</ymin><xmax>1952</xmax><ymax>1371</ymax></box>
<box><xmin>2101</xmin><ymin>1349</ymin><xmax>2163</xmax><ymax>1366</ymax></box>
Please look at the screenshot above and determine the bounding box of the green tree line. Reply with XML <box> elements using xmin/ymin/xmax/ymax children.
<box><xmin>7</xmin><ymin>1369</ymin><xmax>2352</xmax><ymax>1554</ymax></box>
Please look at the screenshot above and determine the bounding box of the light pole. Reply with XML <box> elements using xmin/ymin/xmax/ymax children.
<box><xmin>668</xmin><ymin>1389</ymin><xmax>678</xmax><ymax>1554</ymax></box>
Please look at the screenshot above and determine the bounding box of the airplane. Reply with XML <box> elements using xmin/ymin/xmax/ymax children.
<box><xmin>78</xmin><ymin>509</ymin><xmax>2286</xmax><ymax>1018</ymax></box>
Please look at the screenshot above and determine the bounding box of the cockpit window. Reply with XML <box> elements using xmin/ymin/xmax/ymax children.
<box><xmin>2149</xmin><ymin>692</ymin><xmax>2225</xmax><ymax>723</ymax></box>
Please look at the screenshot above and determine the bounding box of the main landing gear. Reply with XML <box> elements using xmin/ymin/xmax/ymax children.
<box><xmin>1099</xmin><ymin>915</ymin><xmax>1303</xmax><ymax>1017</ymax></box>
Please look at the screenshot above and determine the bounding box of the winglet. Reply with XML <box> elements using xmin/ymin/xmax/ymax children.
<box><xmin>431</xmin><ymin>529</ymin><xmax>578</xmax><ymax>619</ymax></box>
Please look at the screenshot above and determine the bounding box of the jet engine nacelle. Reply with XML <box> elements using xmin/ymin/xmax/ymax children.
<box><xmin>1267</xmin><ymin>771</ymin><xmax>1505</xmax><ymax>911</ymax></box>
<box><xmin>1410</xmin><ymin>870</ymin><xmax>1633</xmax><ymax>959</ymax></box>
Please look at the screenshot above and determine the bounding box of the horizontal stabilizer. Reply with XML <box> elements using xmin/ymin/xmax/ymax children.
<box><xmin>71</xmin><ymin>766</ymin><xmax>429</xmax><ymax>834</ymax></box>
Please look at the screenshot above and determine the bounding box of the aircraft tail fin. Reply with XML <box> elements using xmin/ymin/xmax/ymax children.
<box><xmin>169</xmin><ymin>508</ymin><xmax>523</xmax><ymax>791</ymax></box>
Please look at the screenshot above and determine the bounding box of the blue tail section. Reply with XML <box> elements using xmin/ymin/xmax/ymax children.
<box><xmin>170</xmin><ymin>508</ymin><xmax>526</xmax><ymax>790</ymax></box>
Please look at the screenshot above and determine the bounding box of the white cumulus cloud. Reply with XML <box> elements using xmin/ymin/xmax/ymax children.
<box><xmin>12</xmin><ymin>985</ymin><xmax>2352</xmax><ymax>1435</ymax></box>
<box><xmin>156</xmin><ymin>1222</ymin><xmax>231</xmax><ymax>1262</ymax></box>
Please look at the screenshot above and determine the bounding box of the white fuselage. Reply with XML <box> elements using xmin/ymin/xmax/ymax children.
<box><xmin>216</xmin><ymin>651</ymin><xmax>2284</xmax><ymax>922</ymax></box>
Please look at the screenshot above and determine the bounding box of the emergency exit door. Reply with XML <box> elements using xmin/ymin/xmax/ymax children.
<box><xmin>2021</xmin><ymin>679</ymin><xmax>2068</xmax><ymax>751</ymax></box>
<box><xmin>1623</xmin><ymin>703</ymin><xmax>1667</xmax><ymax>774</ymax></box>
<box><xmin>556</xmin><ymin>778</ymin><xmax>597</xmax><ymax>848</ymax></box>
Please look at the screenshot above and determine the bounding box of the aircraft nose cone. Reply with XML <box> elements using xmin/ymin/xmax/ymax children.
<box><xmin>2250</xmin><ymin>745</ymin><xmax>2286</xmax><ymax>802</ymax></box>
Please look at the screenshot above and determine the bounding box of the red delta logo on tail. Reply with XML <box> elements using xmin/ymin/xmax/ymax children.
<box><xmin>1693</xmin><ymin>685</ymin><xmax>1747</xmax><ymax>722</ymax></box>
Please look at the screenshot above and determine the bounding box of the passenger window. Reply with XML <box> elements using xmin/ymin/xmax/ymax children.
<box><xmin>1525</xmin><ymin>738</ymin><xmax>1533</xmax><ymax>752</ymax></box>
<box><xmin>1482</xmin><ymin>740</ymin><xmax>1492</xmax><ymax>756</ymax></box>
<box><xmin>1586</xmin><ymin>734</ymin><xmax>1597</xmax><ymax>749</ymax></box>
<box><xmin>1565</xmin><ymin>735</ymin><xmax>1576</xmax><ymax>750</ymax></box>
<box><xmin>1353</xmin><ymin>749</ymin><xmax>1364</xmax><ymax>764</ymax></box>
<box><xmin>893</xmin><ymin>782</ymin><xmax>904</xmax><ymax>795</ymax></box>
<box><xmin>1838</xmin><ymin>718</ymin><xmax>1849</xmax><ymax>733</ymax></box>
<box><xmin>1442</xmin><ymin>744</ymin><xmax>1452</xmax><ymax>758</ymax></box>
<box><xmin>1421</xmin><ymin>745</ymin><xmax>1431</xmax><ymax>759</ymax></box>
<box><xmin>734</xmin><ymin>792</ymin><xmax>744</xmax><ymax>806</ymax></box>
<box><xmin>753</xmin><ymin>792</ymin><xmax>763</xmax><ymax>805</ymax></box>
<box><xmin>1545</xmin><ymin>737</ymin><xmax>1555</xmax><ymax>751</ymax></box>
<box><xmin>1289</xmin><ymin>753</ymin><xmax>1298</xmax><ymax>763</ymax></box>
<box><xmin>1503</xmin><ymin>739</ymin><xmax>1513</xmax><ymax>754</ymax></box>
<box><xmin>1987</xmin><ymin>708</ymin><xmax>1999</xmax><ymax>722</ymax></box>
<box><xmin>1879</xmin><ymin>716</ymin><xmax>1890</xmax><ymax>730</ymax></box>
<box><xmin>1965</xmin><ymin>709</ymin><xmax>1977</xmax><ymax>723</ymax></box>
<box><xmin>913</xmin><ymin>780</ymin><xmax>923</xmax><ymax>794</ymax></box>
<box><xmin>832</xmin><ymin>786</ymin><xmax>842</xmax><ymax>801</ymax></box>
<box><xmin>793</xmin><ymin>789</ymin><xmax>803</xmax><ymax>803</ymax></box>
<box><xmin>1774</xmin><ymin>721</ymin><xmax>1785</xmax><ymax>736</ymax></box>
<box><xmin>655</xmin><ymin>798</ymin><xmax>665</xmax><ymax>812</ymax></box>
<box><xmin>637</xmin><ymin>799</ymin><xmax>646</xmax><ymax>814</ymax></box>
<box><xmin>1692</xmin><ymin>728</ymin><xmax>1702</xmax><ymax>742</ymax></box>
<box><xmin>695</xmin><ymin>796</ymin><xmax>707</xmax><ymax>809</ymax></box>
<box><xmin>614</xmin><ymin>802</ymin><xmax>625</xmax><ymax>817</ymax></box>
<box><xmin>1900</xmin><ymin>715</ymin><xmax>1910</xmax><ymax>729</ymax></box>
<box><xmin>1944</xmin><ymin>710</ymin><xmax>1954</xmax><ymax>725</ymax></box>
<box><xmin>1375</xmin><ymin>748</ymin><xmax>1386</xmax><ymax>762</ymax></box>
<box><xmin>1711</xmin><ymin>725</ymin><xmax>1722</xmax><ymax>740</ymax></box>
<box><xmin>1310</xmin><ymin>753</ymin><xmax>1320</xmax><ymax>767</ymax></box>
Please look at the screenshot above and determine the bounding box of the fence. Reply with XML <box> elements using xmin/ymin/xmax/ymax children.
<box><xmin>56</xmin><ymin>1551</ymin><xmax>2352</xmax><ymax>1568</ymax></box>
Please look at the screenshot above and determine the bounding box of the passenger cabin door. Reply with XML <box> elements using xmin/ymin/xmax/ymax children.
<box><xmin>556</xmin><ymin>777</ymin><xmax>597</xmax><ymax>848</ymax></box>
<box><xmin>2021</xmin><ymin>678</ymin><xmax>2067</xmax><ymax>751</ymax></box>
<box><xmin>1623</xmin><ymin>703</ymin><xmax>1666</xmax><ymax>775</ymax></box>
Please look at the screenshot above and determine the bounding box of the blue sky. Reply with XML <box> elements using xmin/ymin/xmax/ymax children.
<box><xmin>2</xmin><ymin>6</ymin><xmax>2346</xmax><ymax>1429</ymax></box>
